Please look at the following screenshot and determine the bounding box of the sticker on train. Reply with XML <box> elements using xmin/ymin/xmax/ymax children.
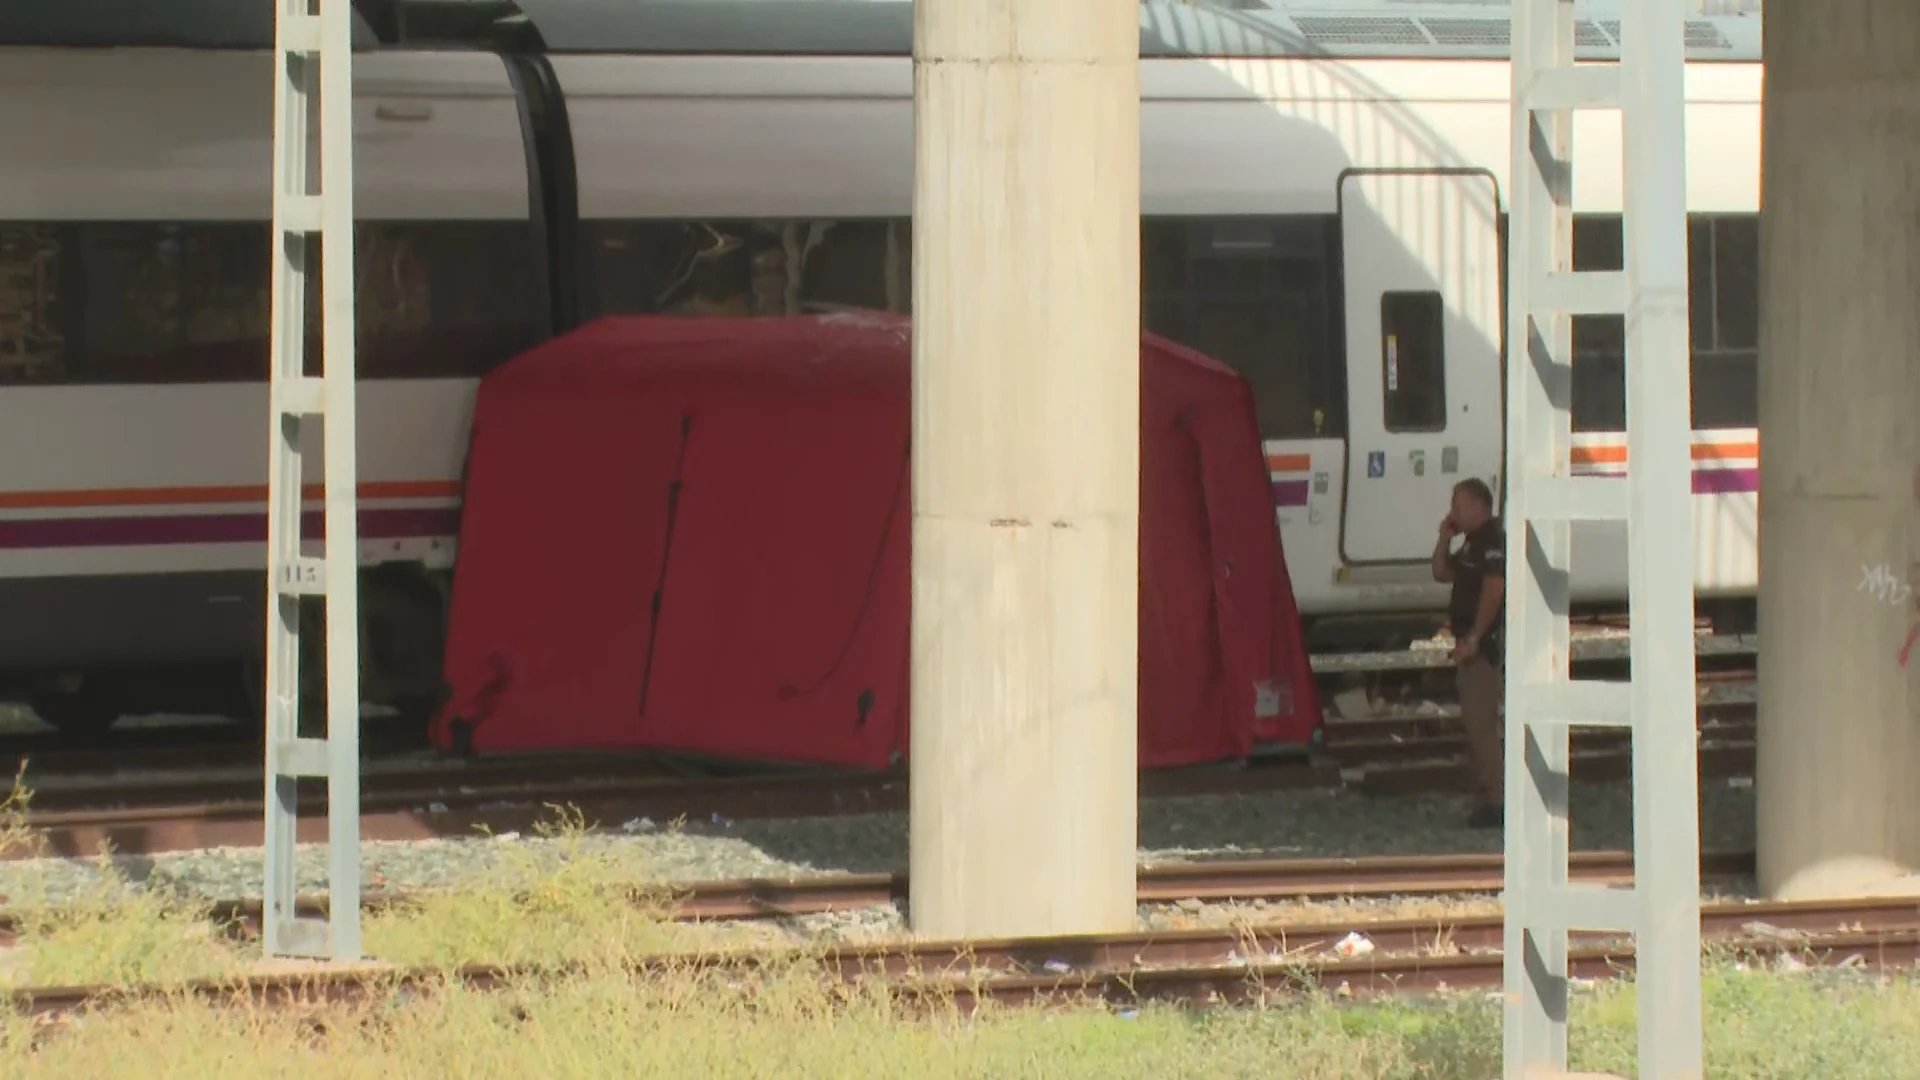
<box><xmin>1367</xmin><ymin>451</ymin><xmax>1385</xmax><ymax>479</ymax></box>
<box><xmin>1442</xmin><ymin>446</ymin><xmax>1459</xmax><ymax>474</ymax></box>
<box><xmin>1313</xmin><ymin>471</ymin><xmax>1329</xmax><ymax>495</ymax></box>
<box><xmin>1410</xmin><ymin>449</ymin><xmax>1426</xmax><ymax>477</ymax></box>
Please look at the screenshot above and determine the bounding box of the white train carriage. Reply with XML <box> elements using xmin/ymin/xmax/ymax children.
<box><xmin>0</xmin><ymin>0</ymin><xmax>1763</xmax><ymax>730</ymax></box>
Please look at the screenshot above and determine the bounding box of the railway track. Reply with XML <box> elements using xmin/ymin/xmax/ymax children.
<box><xmin>11</xmin><ymin>737</ymin><xmax>1760</xmax><ymax>861</ymax></box>
<box><xmin>0</xmin><ymin>623</ymin><xmax>1754</xmax><ymax>773</ymax></box>
<box><xmin>21</xmin><ymin>706</ymin><xmax>1754</xmax><ymax>809</ymax></box>
<box><xmin>0</xmin><ymin>849</ymin><xmax>1763</xmax><ymax>947</ymax></box>
<box><xmin>4</xmin><ymin>701</ymin><xmax>1758</xmax><ymax>860</ymax></box>
<box><xmin>13</xmin><ymin>693</ymin><xmax>1754</xmax><ymax>799</ymax></box>
<box><xmin>9</xmin><ymin>893</ymin><xmax>1910</xmax><ymax>1022</ymax></box>
<box><xmin>7</xmin><ymin>675</ymin><xmax>1756</xmax><ymax>785</ymax></box>
<box><xmin>1307</xmin><ymin>628</ymin><xmax>1756</xmax><ymax>674</ymax></box>
<box><xmin>0</xmin><ymin>651</ymin><xmax>1760</xmax><ymax>859</ymax></box>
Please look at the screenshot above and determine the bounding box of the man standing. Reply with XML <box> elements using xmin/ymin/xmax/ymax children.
<box><xmin>1431</xmin><ymin>478</ymin><xmax>1505</xmax><ymax>829</ymax></box>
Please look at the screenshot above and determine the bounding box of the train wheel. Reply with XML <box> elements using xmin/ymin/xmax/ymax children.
<box><xmin>29</xmin><ymin>683</ymin><xmax>122</xmax><ymax>738</ymax></box>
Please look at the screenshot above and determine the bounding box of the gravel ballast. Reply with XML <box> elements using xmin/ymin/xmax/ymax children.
<box><xmin>0</xmin><ymin>778</ymin><xmax>1757</xmax><ymax>910</ymax></box>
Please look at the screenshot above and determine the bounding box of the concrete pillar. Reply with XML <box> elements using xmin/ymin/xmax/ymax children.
<box><xmin>907</xmin><ymin>0</ymin><xmax>1141</xmax><ymax>938</ymax></box>
<box><xmin>1756</xmin><ymin>0</ymin><xmax>1920</xmax><ymax>900</ymax></box>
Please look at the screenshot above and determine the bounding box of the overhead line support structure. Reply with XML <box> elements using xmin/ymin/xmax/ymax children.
<box><xmin>1502</xmin><ymin>0</ymin><xmax>1702</xmax><ymax>1075</ymax></box>
<box><xmin>263</xmin><ymin>0</ymin><xmax>363</xmax><ymax>962</ymax></box>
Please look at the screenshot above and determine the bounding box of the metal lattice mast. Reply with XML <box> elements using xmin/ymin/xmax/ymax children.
<box><xmin>1503</xmin><ymin>0</ymin><xmax>1701</xmax><ymax>1075</ymax></box>
<box><xmin>264</xmin><ymin>0</ymin><xmax>363</xmax><ymax>961</ymax></box>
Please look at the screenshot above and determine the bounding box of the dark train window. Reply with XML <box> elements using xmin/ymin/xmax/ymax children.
<box><xmin>586</xmin><ymin>216</ymin><xmax>1348</xmax><ymax>442</ymax></box>
<box><xmin>1565</xmin><ymin>213</ymin><xmax>1759</xmax><ymax>432</ymax></box>
<box><xmin>1694</xmin><ymin>214</ymin><xmax>1758</xmax><ymax>430</ymax></box>
<box><xmin>0</xmin><ymin>220</ymin><xmax>541</xmax><ymax>385</ymax></box>
<box><xmin>1572</xmin><ymin>213</ymin><xmax>1624</xmax><ymax>272</ymax></box>
<box><xmin>0</xmin><ymin>224</ymin><xmax>68</xmax><ymax>384</ymax></box>
<box><xmin>587</xmin><ymin>219</ymin><xmax>910</xmax><ymax>319</ymax></box>
<box><xmin>1711</xmin><ymin>215</ymin><xmax>1759</xmax><ymax>352</ymax></box>
<box><xmin>1688</xmin><ymin>218</ymin><xmax>1714</xmax><ymax>352</ymax></box>
<box><xmin>1692</xmin><ymin>352</ymin><xmax>1758</xmax><ymax>430</ymax></box>
<box><xmin>1571</xmin><ymin>214</ymin><xmax>1626</xmax><ymax>433</ymax></box>
<box><xmin>352</xmin><ymin>223</ymin><xmax>544</xmax><ymax>378</ymax></box>
<box><xmin>1379</xmin><ymin>291</ymin><xmax>1446</xmax><ymax>432</ymax></box>
<box><xmin>1141</xmin><ymin>216</ymin><xmax>1345</xmax><ymax>440</ymax></box>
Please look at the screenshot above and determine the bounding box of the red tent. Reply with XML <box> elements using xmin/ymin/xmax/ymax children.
<box><xmin>432</xmin><ymin>314</ymin><xmax>1320</xmax><ymax>769</ymax></box>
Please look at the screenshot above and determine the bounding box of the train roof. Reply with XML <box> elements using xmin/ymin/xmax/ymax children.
<box><xmin>0</xmin><ymin>0</ymin><xmax>1762</xmax><ymax>63</ymax></box>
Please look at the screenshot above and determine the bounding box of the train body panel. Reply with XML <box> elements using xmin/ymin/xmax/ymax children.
<box><xmin>0</xmin><ymin>50</ymin><xmax>530</xmax><ymax>221</ymax></box>
<box><xmin>0</xmin><ymin>380</ymin><xmax>472</xmax><ymax>580</ymax></box>
<box><xmin>0</xmin><ymin>48</ymin><xmax>527</xmax><ymax>673</ymax></box>
<box><xmin>561</xmin><ymin>55</ymin><xmax>1760</xmax><ymax>218</ymax></box>
<box><xmin>1269</xmin><ymin>430</ymin><xmax>1760</xmax><ymax>618</ymax></box>
<box><xmin>0</xmin><ymin>26</ymin><xmax>1765</xmax><ymax>695</ymax></box>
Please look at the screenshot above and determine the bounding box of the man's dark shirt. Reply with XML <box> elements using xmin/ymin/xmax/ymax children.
<box><xmin>1449</xmin><ymin>517</ymin><xmax>1506</xmax><ymax>666</ymax></box>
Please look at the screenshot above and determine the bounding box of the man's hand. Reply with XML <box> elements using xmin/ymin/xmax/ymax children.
<box><xmin>1451</xmin><ymin>635</ymin><xmax>1479</xmax><ymax>665</ymax></box>
<box><xmin>1438</xmin><ymin>514</ymin><xmax>1457</xmax><ymax>540</ymax></box>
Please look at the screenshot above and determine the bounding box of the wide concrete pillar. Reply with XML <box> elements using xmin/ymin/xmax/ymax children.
<box><xmin>1756</xmin><ymin>0</ymin><xmax>1920</xmax><ymax>899</ymax></box>
<box><xmin>907</xmin><ymin>0</ymin><xmax>1141</xmax><ymax>938</ymax></box>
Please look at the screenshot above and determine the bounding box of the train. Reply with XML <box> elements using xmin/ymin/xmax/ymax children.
<box><xmin>0</xmin><ymin>0</ymin><xmax>1764</xmax><ymax>734</ymax></box>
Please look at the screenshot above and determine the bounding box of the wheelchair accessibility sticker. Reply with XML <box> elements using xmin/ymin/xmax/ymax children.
<box><xmin>1366</xmin><ymin>450</ymin><xmax>1385</xmax><ymax>479</ymax></box>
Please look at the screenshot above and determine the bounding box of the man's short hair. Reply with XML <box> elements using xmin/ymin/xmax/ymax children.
<box><xmin>1453</xmin><ymin>477</ymin><xmax>1495</xmax><ymax>510</ymax></box>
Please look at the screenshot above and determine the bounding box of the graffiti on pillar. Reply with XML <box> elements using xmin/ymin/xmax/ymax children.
<box><xmin>1900</xmin><ymin>563</ymin><xmax>1920</xmax><ymax>669</ymax></box>
<box><xmin>1859</xmin><ymin>564</ymin><xmax>1912</xmax><ymax>607</ymax></box>
<box><xmin>1900</xmin><ymin>473</ymin><xmax>1920</xmax><ymax>666</ymax></box>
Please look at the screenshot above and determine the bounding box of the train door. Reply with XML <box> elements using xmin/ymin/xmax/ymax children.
<box><xmin>1337</xmin><ymin>169</ymin><xmax>1503</xmax><ymax>564</ymax></box>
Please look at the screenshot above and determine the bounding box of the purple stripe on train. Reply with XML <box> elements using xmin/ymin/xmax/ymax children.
<box><xmin>0</xmin><ymin>508</ymin><xmax>463</xmax><ymax>550</ymax></box>
<box><xmin>1271</xmin><ymin>480</ymin><xmax>1311</xmax><ymax>508</ymax></box>
<box><xmin>1266</xmin><ymin>469</ymin><xmax>1755</xmax><ymax>507</ymax></box>
<box><xmin>1596</xmin><ymin>468</ymin><xmax>1760</xmax><ymax>496</ymax></box>
<box><xmin>1692</xmin><ymin>468</ymin><xmax>1758</xmax><ymax>496</ymax></box>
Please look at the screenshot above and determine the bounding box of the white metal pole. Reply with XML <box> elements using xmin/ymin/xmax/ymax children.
<box><xmin>264</xmin><ymin>0</ymin><xmax>362</xmax><ymax>962</ymax></box>
<box><xmin>1502</xmin><ymin>0</ymin><xmax>1701</xmax><ymax>1074</ymax></box>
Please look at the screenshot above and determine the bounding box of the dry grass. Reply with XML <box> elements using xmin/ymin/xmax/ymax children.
<box><xmin>359</xmin><ymin>809</ymin><xmax>705</xmax><ymax>970</ymax></box>
<box><xmin>1</xmin><ymin>781</ymin><xmax>1917</xmax><ymax>1078</ymax></box>
<box><xmin>3</xmin><ymin>963</ymin><xmax>1918</xmax><ymax>1079</ymax></box>
<box><xmin>0</xmin><ymin>768</ymin><xmax>245</xmax><ymax>989</ymax></box>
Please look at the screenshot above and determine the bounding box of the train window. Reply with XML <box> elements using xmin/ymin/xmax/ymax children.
<box><xmin>1141</xmin><ymin>216</ymin><xmax>1345</xmax><ymax>440</ymax></box>
<box><xmin>1562</xmin><ymin>213</ymin><xmax>1759</xmax><ymax>433</ymax></box>
<box><xmin>0</xmin><ymin>220</ymin><xmax>540</xmax><ymax>385</ymax></box>
<box><xmin>1693</xmin><ymin>352</ymin><xmax>1758</xmax><ymax>430</ymax></box>
<box><xmin>353</xmin><ymin>223</ymin><xmax>544</xmax><ymax>379</ymax></box>
<box><xmin>587</xmin><ymin>216</ymin><xmax>1349</xmax><ymax>442</ymax></box>
<box><xmin>1688</xmin><ymin>219</ymin><xmax>1714</xmax><ymax>351</ymax></box>
<box><xmin>1571</xmin><ymin>352</ymin><xmax>1627</xmax><ymax>432</ymax></box>
<box><xmin>587</xmin><ymin>220</ymin><xmax>910</xmax><ymax>320</ymax></box>
<box><xmin>1379</xmin><ymin>291</ymin><xmax>1447</xmax><ymax>432</ymax></box>
<box><xmin>0</xmin><ymin>224</ymin><xmax>70</xmax><ymax>384</ymax></box>
<box><xmin>1571</xmin><ymin>215</ymin><xmax>1627</xmax><ymax>433</ymax></box>
<box><xmin>1572</xmin><ymin>214</ymin><xmax>1624</xmax><ymax>272</ymax></box>
<box><xmin>1711</xmin><ymin>216</ymin><xmax>1759</xmax><ymax>352</ymax></box>
<box><xmin>1694</xmin><ymin>214</ymin><xmax>1758</xmax><ymax>430</ymax></box>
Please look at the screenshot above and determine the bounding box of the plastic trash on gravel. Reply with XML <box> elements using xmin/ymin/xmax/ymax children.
<box><xmin>1333</xmin><ymin>931</ymin><xmax>1375</xmax><ymax>958</ymax></box>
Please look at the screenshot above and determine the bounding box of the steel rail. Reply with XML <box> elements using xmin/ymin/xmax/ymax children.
<box><xmin>0</xmin><ymin>849</ymin><xmax>1762</xmax><ymax>945</ymax></box>
<box><xmin>9</xmin><ymin>900</ymin><xmax>1910</xmax><ymax>1022</ymax></box>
